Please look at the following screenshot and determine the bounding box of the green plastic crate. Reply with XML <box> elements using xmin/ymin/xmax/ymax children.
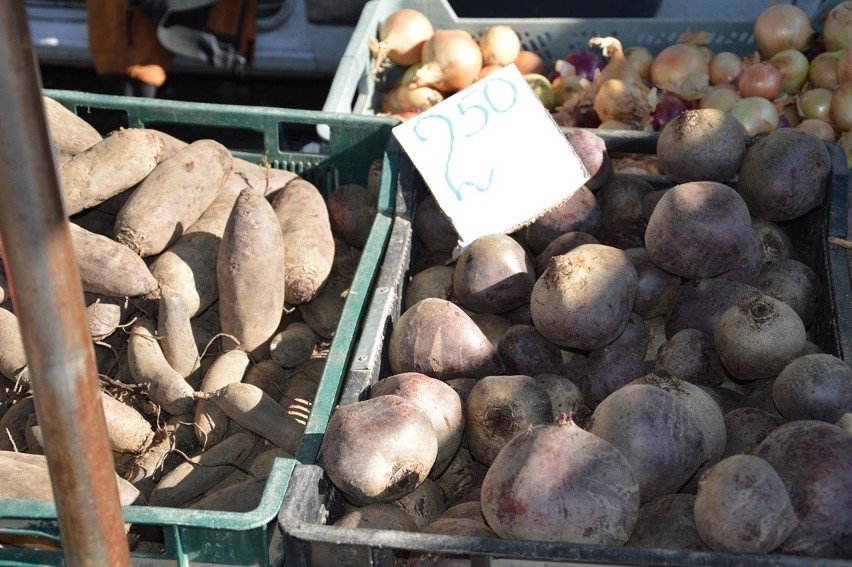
<box><xmin>0</xmin><ymin>90</ymin><xmax>399</xmax><ymax>567</ymax></box>
<box><xmin>277</xmin><ymin>132</ymin><xmax>852</xmax><ymax>566</ymax></box>
<box><xmin>321</xmin><ymin>0</ymin><xmax>762</xmax><ymax>127</ymax></box>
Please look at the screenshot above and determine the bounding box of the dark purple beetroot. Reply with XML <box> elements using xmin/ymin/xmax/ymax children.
<box><xmin>624</xmin><ymin>247</ymin><xmax>681</xmax><ymax>320</ymax></box>
<box><xmin>754</xmin><ymin>420</ymin><xmax>852</xmax><ymax>557</ymax></box>
<box><xmin>772</xmin><ymin>353</ymin><xmax>852</xmax><ymax>423</ymax></box>
<box><xmin>582</xmin><ymin>345</ymin><xmax>644</xmax><ymax>408</ymax></box>
<box><xmin>523</xmin><ymin>186</ymin><xmax>601</xmax><ymax>254</ymax></box>
<box><xmin>415</xmin><ymin>192</ymin><xmax>458</xmax><ymax>252</ymax></box>
<box><xmin>722</xmin><ymin>406</ymin><xmax>781</xmax><ymax>457</ymax></box>
<box><xmin>597</xmin><ymin>173</ymin><xmax>657</xmax><ymax>227</ymax></box>
<box><xmin>655</xmin><ymin>328</ymin><xmax>725</xmax><ymax>387</ymax></box>
<box><xmin>497</xmin><ymin>324</ymin><xmax>563</xmax><ymax>376</ymax></box>
<box><xmin>645</xmin><ymin>181</ymin><xmax>754</xmax><ymax>279</ymax></box>
<box><xmin>480</xmin><ymin>418</ymin><xmax>640</xmax><ymax>544</ymax></box>
<box><xmin>753</xmin><ymin>258</ymin><xmax>822</xmax><ymax>327</ymax></box>
<box><xmin>664</xmin><ymin>277</ymin><xmax>762</xmax><ymax>340</ymax></box>
<box><xmin>607</xmin><ymin>312</ymin><xmax>649</xmax><ymax>362</ymax></box>
<box><xmin>714</xmin><ymin>229</ymin><xmax>765</xmax><ymax>285</ymax></box>
<box><xmin>562</xmin><ymin>127</ymin><xmax>613</xmax><ymax>191</ymax></box>
<box><xmin>736</xmin><ymin>127</ymin><xmax>831</xmax><ymax>221</ymax></box>
<box><xmin>534</xmin><ymin>231</ymin><xmax>598</xmax><ymax>276</ymax></box>
<box><xmin>589</xmin><ymin>383</ymin><xmax>707</xmax><ymax>503</ymax></box>
<box><xmin>452</xmin><ymin>233</ymin><xmax>536</xmax><ymax>315</ymax></box>
<box><xmin>388</xmin><ymin>298</ymin><xmax>503</xmax><ymax>380</ymax></box>
<box><xmin>627</xmin><ymin>493</ymin><xmax>710</xmax><ymax>551</ymax></box>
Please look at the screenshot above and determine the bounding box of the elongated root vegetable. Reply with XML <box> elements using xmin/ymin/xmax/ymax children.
<box><xmin>0</xmin><ymin>305</ymin><xmax>30</xmax><ymax>387</ymax></box>
<box><xmin>149</xmin><ymin>191</ymin><xmax>239</xmax><ymax>318</ymax></box>
<box><xmin>217</xmin><ymin>189</ymin><xmax>287</xmax><ymax>359</ymax></box>
<box><xmin>200</xmin><ymin>382</ymin><xmax>304</xmax><ymax>454</ymax></box>
<box><xmin>59</xmin><ymin>128</ymin><xmax>165</xmax><ymax>215</ymax></box>
<box><xmin>269</xmin><ymin>322</ymin><xmax>317</xmax><ymax>368</ymax></box>
<box><xmin>148</xmin><ymin>431</ymin><xmax>258</xmax><ymax>508</ymax></box>
<box><xmin>127</xmin><ymin>316</ymin><xmax>196</xmax><ymax>416</ymax></box>
<box><xmin>0</xmin><ymin>451</ymin><xmax>141</xmax><ymax>506</ymax></box>
<box><xmin>193</xmin><ymin>349</ymin><xmax>251</xmax><ymax>447</ymax></box>
<box><xmin>157</xmin><ymin>286</ymin><xmax>200</xmax><ymax>379</ymax></box>
<box><xmin>115</xmin><ymin>139</ymin><xmax>232</xmax><ymax>257</ymax></box>
<box><xmin>43</xmin><ymin>96</ymin><xmax>102</xmax><ymax>165</ymax></box>
<box><xmin>69</xmin><ymin>222</ymin><xmax>159</xmax><ymax>298</ymax></box>
<box><xmin>100</xmin><ymin>391</ymin><xmax>155</xmax><ymax>454</ymax></box>
<box><xmin>270</xmin><ymin>178</ymin><xmax>335</xmax><ymax>304</ymax></box>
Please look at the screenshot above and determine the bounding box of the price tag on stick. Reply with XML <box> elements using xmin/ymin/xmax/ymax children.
<box><xmin>392</xmin><ymin>64</ymin><xmax>590</xmax><ymax>249</ymax></box>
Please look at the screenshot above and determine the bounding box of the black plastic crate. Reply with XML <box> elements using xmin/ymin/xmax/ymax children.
<box><xmin>277</xmin><ymin>131</ymin><xmax>852</xmax><ymax>566</ymax></box>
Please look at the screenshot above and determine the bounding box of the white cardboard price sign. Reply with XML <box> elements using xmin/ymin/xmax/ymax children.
<box><xmin>392</xmin><ymin>64</ymin><xmax>590</xmax><ymax>248</ymax></box>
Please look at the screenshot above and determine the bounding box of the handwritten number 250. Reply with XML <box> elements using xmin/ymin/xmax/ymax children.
<box><xmin>413</xmin><ymin>77</ymin><xmax>517</xmax><ymax>201</ymax></box>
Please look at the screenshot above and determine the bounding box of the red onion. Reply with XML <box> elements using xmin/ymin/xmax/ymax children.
<box><xmin>822</xmin><ymin>1</ymin><xmax>852</xmax><ymax>52</ymax></box>
<box><xmin>368</xmin><ymin>9</ymin><xmax>434</xmax><ymax>75</ymax></box>
<box><xmin>652</xmin><ymin>91</ymin><xmax>688</xmax><ymax>130</ymax></box>
<box><xmin>571</xmin><ymin>106</ymin><xmax>602</xmax><ymax>128</ymax></box>
<box><xmin>479</xmin><ymin>24</ymin><xmax>521</xmax><ymax>66</ymax></box>
<box><xmin>414</xmin><ymin>29</ymin><xmax>483</xmax><ymax>93</ymax></box>
<box><xmin>564</xmin><ymin>50</ymin><xmax>604</xmax><ymax>82</ymax></box>
<box><xmin>754</xmin><ymin>3</ymin><xmax>813</xmax><ymax>59</ymax></box>
<box><xmin>651</xmin><ymin>43</ymin><xmax>710</xmax><ymax>101</ymax></box>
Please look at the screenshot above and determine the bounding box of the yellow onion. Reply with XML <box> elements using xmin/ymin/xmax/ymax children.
<box><xmin>651</xmin><ymin>43</ymin><xmax>710</xmax><ymax>101</ymax></box>
<box><xmin>753</xmin><ymin>3</ymin><xmax>813</xmax><ymax>59</ymax></box>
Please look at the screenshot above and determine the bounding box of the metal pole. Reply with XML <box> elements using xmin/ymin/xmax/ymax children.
<box><xmin>0</xmin><ymin>2</ymin><xmax>132</xmax><ymax>565</ymax></box>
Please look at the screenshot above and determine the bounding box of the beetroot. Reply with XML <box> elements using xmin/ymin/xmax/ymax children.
<box><xmin>530</xmin><ymin>243</ymin><xmax>637</xmax><ymax>351</ymax></box>
<box><xmin>754</xmin><ymin>421</ymin><xmax>852</xmax><ymax>557</ymax></box>
<box><xmin>645</xmin><ymin>181</ymin><xmax>754</xmax><ymax>279</ymax></box>
<box><xmin>496</xmin><ymin>324</ymin><xmax>563</xmax><ymax>376</ymax></box>
<box><xmin>452</xmin><ymin>233</ymin><xmax>535</xmax><ymax>314</ymax></box>
<box><xmin>589</xmin><ymin>383</ymin><xmax>706</xmax><ymax>503</ymax></box>
<box><xmin>627</xmin><ymin>493</ymin><xmax>709</xmax><ymax>551</ymax></box>
<box><xmin>388</xmin><ymin>298</ymin><xmax>502</xmax><ymax>380</ymax></box>
<box><xmin>480</xmin><ymin>418</ymin><xmax>640</xmax><ymax>545</ymax></box>
<box><xmin>694</xmin><ymin>454</ymin><xmax>798</xmax><ymax>554</ymax></box>
<box><xmin>714</xmin><ymin>294</ymin><xmax>806</xmax><ymax>381</ymax></box>
<box><xmin>465</xmin><ymin>374</ymin><xmax>552</xmax><ymax>466</ymax></box>
<box><xmin>772</xmin><ymin>353</ymin><xmax>852</xmax><ymax>423</ymax></box>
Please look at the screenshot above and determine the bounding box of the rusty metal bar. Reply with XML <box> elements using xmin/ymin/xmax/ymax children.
<box><xmin>0</xmin><ymin>2</ymin><xmax>132</xmax><ymax>565</ymax></box>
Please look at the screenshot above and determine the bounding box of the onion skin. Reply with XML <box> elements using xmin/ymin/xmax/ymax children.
<box><xmin>414</xmin><ymin>29</ymin><xmax>483</xmax><ymax>93</ymax></box>
<box><xmin>754</xmin><ymin>3</ymin><xmax>813</xmax><ymax>59</ymax></box>
<box><xmin>514</xmin><ymin>50</ymin><xmax>545</xmax><ymax>75</ymax></box>
<box><xmin>823</xmin><ymin>1</ymin><xmax>852</xmax><ymax>52</ymax></box>
<box><xmin>368</xmin><ymin>8</ymin><xmax>434</xmax><ymax>74</ymax></box>
<box><xmin>738</xmin><ymin>61</ymin><xmax>782</xmax><ymax>100</ymax></box>
<box><xmin>651</xmin><ymin>43</ymin><xmax>710</xmax><ymax>101</ymax></box>
<box><xmin>479</xmin><ymin>24</ymin><xmax>521</xmax><ymax>66</ymax></box>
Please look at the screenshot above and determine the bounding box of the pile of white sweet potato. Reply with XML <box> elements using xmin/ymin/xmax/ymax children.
<box><xmin>0</xmin><ymin>96</ymin><xmax>379</xmax><ymax>551</ymax></box>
